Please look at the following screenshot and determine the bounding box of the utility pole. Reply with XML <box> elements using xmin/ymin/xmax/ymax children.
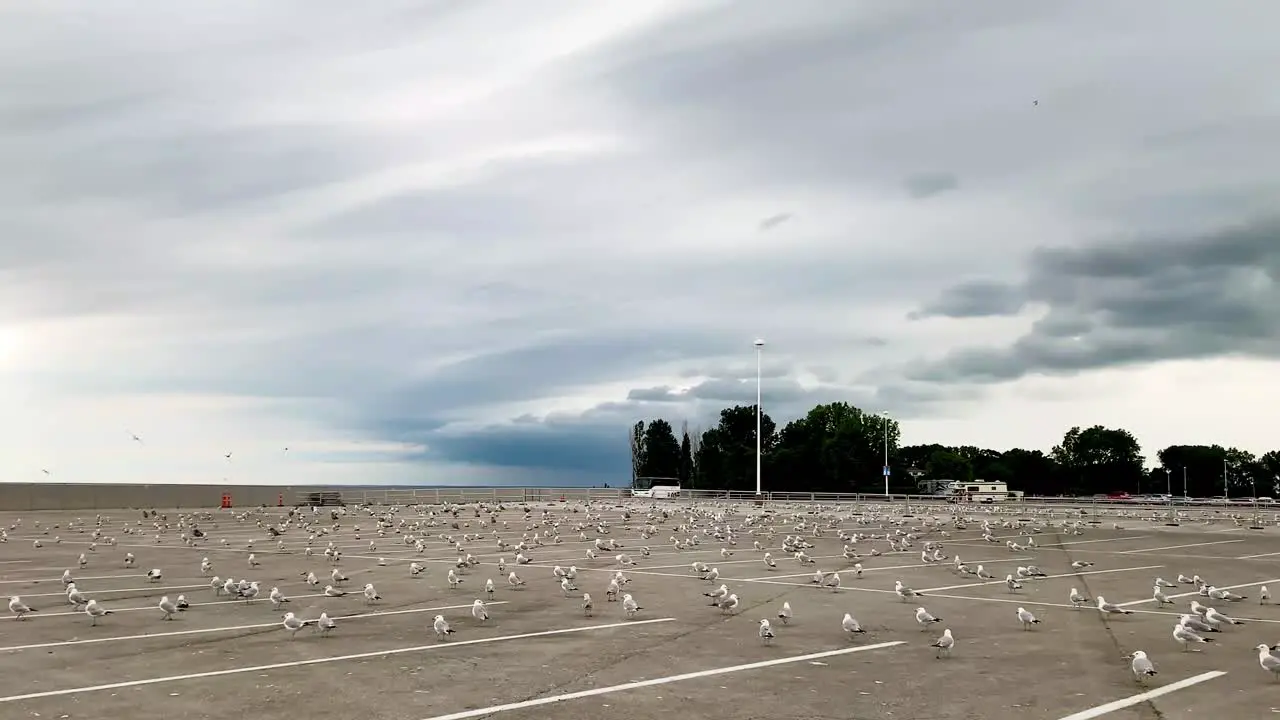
<box><xmin>881</xmin><ymin>411</ymin><xmax>890</xmax><ymax>497</ymax></box>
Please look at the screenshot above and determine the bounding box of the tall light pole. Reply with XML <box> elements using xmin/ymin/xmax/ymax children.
<box><xmin>1223</xmin><ymin>458</ymin><xmax>1229</xmax><ymax>500</ymax></box>
<box><xmin>754</xmin><ymin>339</ymin><xmax>765</xmax><ymax>500</ymax></box>
<box><xmin>881</xmin><ymin>411</ymin><xmax>891</xmax><ymax>497</ymax></box>
<box><xmin>1164</xmin><ymin>467</ymin><xmax>1171</xmax><ymax>505</ymax></box>
<box><xmin>1182</xmin><ymin>466</ymin><xmax>1187</xmax><ymax>498</ymax></box>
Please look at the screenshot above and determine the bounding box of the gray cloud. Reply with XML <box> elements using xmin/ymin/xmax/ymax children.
<box><xmin>906</xmin><ymin>218</ymin><xmax>1280</xmax><ymax>382</ymax></box>
<box><xmin>904</xmin><ymin>172</ymin><xmax>960</xmax><ymax>199</ymax></box>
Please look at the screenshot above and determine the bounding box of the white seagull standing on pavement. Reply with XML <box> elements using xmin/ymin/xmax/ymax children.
<box><xmin>433</xmin><ymin>614</ymin><xmax>454</xmax><ymax>640</ymax></box>
<box><xmin>1128</xmin><ymin>650</ymin><xmax>1157</xmax><ymax>682</ymax></box>
<box><xmin>932</xmin><ymin>628</ymin><xmax>954</xmax><ymax>658</ymax></box>
<box><xmin>282</xmin><ymin>611</ymin><xmax>304</xmax><ymax>638</ymax></box>
<box><xmin>1016</xmin><ymin>607</ymin><xmax>1040</xmax><ymax>630</ymax></box>
<box><xmin>758</xmin><ymin>618</ymin><xmax>775</xmax><ymax>644</ymax></box>
<box><xmin>914</xmin><ymin>607</ymin><xmax>941</xmax><ymax>630</ymax></box>
<box><xmin>1097</xmin><ymin>596</ymin><xmax>1134</xmax><ymax>615</ymax></box>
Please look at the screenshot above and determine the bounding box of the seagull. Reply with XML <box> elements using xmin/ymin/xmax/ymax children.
<box><xmin>433</xmin><ymin>614</ymin><xmax>454</xmax><ymax>640</ymax></box>
<box><xmin>1128</xmin><ymin>650</ymin><xmax>1157</xmax><ymax>682</ymax></box>
<box><xmin>282</xmin><ymin>612</ymin><xmax>305</xmax><ymax>638</ymax></box>
<box><xmin>158</xmin><ymin>596</ymin><xmax>178</xmax><ymax>620</ymax></box>
<box><xmin>1262</xmin><ymin>586</ymin><xmax>1271</xmax><ymax>605</ymax></box>
<box><xmin>915</xmin><ymin>607</ymin><xmax>941</xmax><ymax>630</ymax></box>
<box><xmin>316</xmin><ymin>612</ymin><xmax>336</xmax><ymax>635</ymax></box>
<box><xmin>777</xmin><ymin>601</ymin><xmax>792</xmax><ymax>624</ymax></box>
<box><xmin>1173</xmin><ymin>623</ymin><xmax>1212</xmax><ymax>651</ymax></box>
<box><xmin>758</xmin><ymin>618</ymin><xmax>775</xmax><ymax>644</ymax></box>
<box><xmin>622</xmin><ymin>593</ymin><xmax>641</xmax><ymax>617</ymax></box>
<box><xmin>8</xmin><ymin>596</ymin><xmax>35</xmax><ymax>619</ymax></box>
<box><xmin>896</xmin><ymin>580</ymin><xmax>923</xmax><ymax>601</ymax></box>
<box><xmin>323</xmin><ymin>584</ymin><xmax>346</xmax><ymax>598</ymax></box>
<box><xmin>507</xmin><ymin>571</ymin><xmax>524</xmax><ymax>588</ymax></box>
<box><xmin>842</xmin><ymin>612</ymin><xmax>864</xmax><ymax>635</ymax></box>
<box><xmin>1070</xmin><ymin>587</ymin><xmax>1090</xmax><ymax>609</ymax></box>
<box><xmin>1179</xmin><ymin>613</ymin><xmax>1218</xmax><ymax>634</ymax></box>
<box><xmin>1204</xmin><ymin>607</ymin><xmax>1242</xmax><ymax>627</ymax></box>
<box><xmin>471</xmin><ymin>599</ymin><xmax>489</xmax><ymax>623</ymax></box>
<box><xmin>362</xmin><ymin>583</ymin><xmax>381</xmax><ymax>605</ymax></box>
<box><xmin>1153</xmin><ymin>585</ymin><xmax>1173</xmax><ymax>606</ymax></box>
<box><xmin>581</xmin><ymin>593</ymin><xmax>593</xmax><ymax>616</ymax></box>
<box><xmin>84</xmin><ymin>599</ymin><xmax>110</xmax><ymax>625</ymax></box>
<box><xmin>1155</xmin><ymin>577</ymin><xmax>1177</xmax><ymax>588</ymax></box>
<box><xmin>1016</xmin><ymin>607</ymin><xmax>1040</xmax><ymax>630</ymax></box>
<box><xmin>931</xmin><ymin>628</ymin><xmax>954</xmax><ymax>658</ymax></box>
<box><xmin>270</xmin><ymin>587</ymin><xmax>288</xmax><ymax>608</ymax></box>
<box><xmin>1071</xmin><ymin>560</ymin><xmax>1094</xmax><ymax>569</ymax></box>
<box><xmin>146</xmin><ymin>568</ymin><xmax>163</xmax><ymax>582</ymax></box>
<box><xmin>1257</xmin><ymin>644</ymin><xmax>1280</xmax><ymax>679</ymax></box>
<box><xmin>448</xmin><ymin>570</ymin><xmax>462</xmax><ymax>588</ymax></box>
<box><xmin>1005</xmin><ymin>575</ymin><xmax>1022</xmax><ymax>593</ymax></box>
<box><xmin>719</xmin><ymin>593</ymin><xmax>739</xmax><ymax>614</ymax></box>
<box><xmin>1096</xmin><ymin>596</ymin><xmax>1133</xmax><ymax>615</ymax></box>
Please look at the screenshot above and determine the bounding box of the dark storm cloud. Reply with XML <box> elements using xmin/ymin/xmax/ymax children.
<box><xmin>909</xmin><ymin>280</ymin><xmax>1027</xmax><ymax>320</ymax></box>
<box><xmin>758</xmin><ymin>212</ymin><xmax>794</xmax><ymax>231</ymax></box>
<box><xmin>904</xmin><ymin>172</ymin><xmax>960</xmax><ymax>199</ymax></box>
<box><xmin>422</xmin><ymin>418</ymin><xmax>627</xmax><ymax>476</ymax></box>
<box><xmin>906</xmin><ymin>218</ymin><xmax>1280</xmax><ymax>382</ymax></box>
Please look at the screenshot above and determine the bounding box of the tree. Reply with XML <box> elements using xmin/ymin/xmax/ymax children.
<box><xmin>635</xmin><ymin>402</ymin><xmax>1273</xmax><ymax>497</ymax></box>
<box><xmin>926</xmin><ymin>450</ymin><xmax>972</xmax><ymax>484</ymax></box>
<box><xmin>997</xmin><ymin>448</ymin><xmax>1059</xmax><ymax>495</ymax></box>
<box><xmin>636</xmin><ymin>419</ymin><xmax>681</xmax><ymax>480</ymax></box>
<box><xmin>1052</xmin><ymin>425</ymin><xmax>1144</xmax><ymax>495</ymax></box>
<box><xmin>694</xmin><ymin>405</ymin><xmax>776</xmax><ymax>491</ymax></box>
<box><xmin>678</xmin><ymin>428</ymin><xmax>693</xmax><ymax>486</ymax></box>
<box><xmin>629</xmin><ymin>421</ymin><xmax>645</xmax><ymax>488</ymax></box>
<box><xmin>1157</xmin><ymin>445</ymin><xmax>1229</xmax><ymax>498</ymax></box>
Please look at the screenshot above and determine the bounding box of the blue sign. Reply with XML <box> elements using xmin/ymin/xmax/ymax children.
<box><xmin>883</xmin><ymin>466</ymin><xmax>890</xmax><ymax>476</ymax></box>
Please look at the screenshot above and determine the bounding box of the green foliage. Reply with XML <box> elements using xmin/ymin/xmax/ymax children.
<box><xmin>643</xmin><ymin>403</ymin><xmax>1279</xmax><ymax>496</ymax></box>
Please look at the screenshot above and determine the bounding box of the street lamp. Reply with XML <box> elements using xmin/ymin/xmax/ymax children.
<box><xmin>1223</xmin><ymin>458</ymin><xmax>1230</xmax><ymax>500</ymax></box>
<box><xmin>1164</xmin><ymin>467</ymin><xmax>1171</xmax><ymax>506</ymax></box>
<box><xmin>881</xmin><ymin>411</ymin><xmax>891</xmax><ymax>497</ymax></box>
<box><xmin>754</xmin><ymin>339</ymin><xmax>765</xmax><ymax>500</ymax></box>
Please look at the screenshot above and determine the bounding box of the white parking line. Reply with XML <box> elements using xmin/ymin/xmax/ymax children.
<box><xmin>0</xmin><ymin>572</ymin><xmax>150</xmax><ymax>585</ymax></box>
<box><xmin>0</xmin><ymin>617</ymin><xmax>677</xmax><ymax>703</ymax></box>
<box><xmin>1117</xmin><ymin>540</ymin><xmax>1244</xmax><ymax>554</ymax></box>
<box><xmin>1054</xmin><ymin>535</ymin><xmax>1151</xmax><ymax>546</ymax></box>
<box><xmin>1056</xmin><ymin>671</ymin><xmax>1226</xmax><ymax>719</ymax></box>
<box><xmin>1115</xmin><ymin>578</ymin><xmax>1280</xmax><ymax>607</ymax></box>
<box><xmin>920</xmin><ymin>565</ymin><xmax>1163</xmax><ymax>593</ymax></box>
<box><xmin>0</xmin><ymin>601</ymin><xmax>508</xmax><ymax>652</ymax></box>
<box><xmin>1237</xmin><ymin>551</ymin><xmax>1280</xmax><ymax>559</ymax></box>
<box><xmin>20</xmin><ymin>582</ymin><xmax>210</xmax><ymax>598</ymax></box>
<box><xmin>28</xmin><ymin>591</ymin><xmax>332</xmax><ymax>618</ymax></box>
<box><xmin>737</xmin><ymin>557</ymin><xmax>1033</xmax><ymax>582</ymax></box>
<box><xmin>417</xmin><ymin>641</ymin><xmax>906</xmax><ymax>720</ymax></box>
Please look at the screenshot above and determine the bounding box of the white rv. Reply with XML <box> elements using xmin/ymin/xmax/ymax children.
<box><xmin>935</xmin><ymin>480</ymin><xmax>1016</xmax><ymax>503</ymax></box>
<box><xmin>631</xmin><ymin>484</ymin><xmax>680</xmax><ymax>499</ymax></box>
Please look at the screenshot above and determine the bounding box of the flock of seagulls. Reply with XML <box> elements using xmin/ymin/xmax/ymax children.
<box><xmin>4</xmin><ymin>497</ymin><xmax>1280</xmax><ymax>703</ymax></box>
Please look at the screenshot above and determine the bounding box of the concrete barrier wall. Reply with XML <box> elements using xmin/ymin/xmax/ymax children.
<box><xmin>0</xmin><ymin>483</ymin><xmax>626</xmax><ymax>511</ymax></box>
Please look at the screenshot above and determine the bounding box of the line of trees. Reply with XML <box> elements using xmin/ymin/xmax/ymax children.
<box><xmin>629</xmin><ymin>402</ymin><xmax>1280</xmax><ymax>497</ymax></box>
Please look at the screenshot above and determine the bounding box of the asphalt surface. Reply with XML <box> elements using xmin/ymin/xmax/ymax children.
<box><xmin>1</xmin><ymin>501</ymin><xmax>1279</xmax><ymax>720</ymax></box>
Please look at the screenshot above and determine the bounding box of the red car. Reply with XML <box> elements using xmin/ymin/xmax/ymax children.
<box><xmin>1106</xmin><ymin>492</ymin><xmax>1130</xmax><ymax>500</ymax></box>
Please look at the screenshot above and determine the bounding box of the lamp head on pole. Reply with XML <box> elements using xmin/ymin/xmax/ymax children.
<box><xmin>753</xmin><ymin>339</ymin><xmax>765</xmax><ymax>348</ymax></box>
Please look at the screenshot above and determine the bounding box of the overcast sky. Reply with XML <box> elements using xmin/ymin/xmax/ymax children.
<box><xmin>3</xmin><ymin>1</ymin><xmax>1278</xmax><ymax>486</ymax></box>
